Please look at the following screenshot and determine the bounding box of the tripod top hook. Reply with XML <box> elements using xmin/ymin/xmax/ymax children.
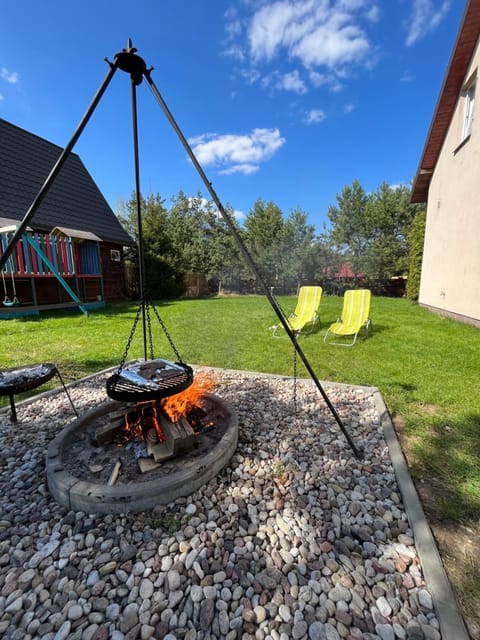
<box><xmin>114</xmin><ymin>38</ymin><xmax>147</xmax><ymax>85</ymax></box>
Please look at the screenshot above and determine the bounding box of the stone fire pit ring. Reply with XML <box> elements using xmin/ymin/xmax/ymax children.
<box><xmin>46</xmin><ymin>394</ymin><xmax>238</xmax><ymax>514</ymax></box>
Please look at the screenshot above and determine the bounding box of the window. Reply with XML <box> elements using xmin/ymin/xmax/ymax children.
<box><xmin>110</xmin><ymin>249</ymin><xmax>121</xmax><ymax>262</ymax></box>
<box><xmin>462</xmin><ymin>78</ymin><xmax>476</xmax><ymax>140</ymax></box>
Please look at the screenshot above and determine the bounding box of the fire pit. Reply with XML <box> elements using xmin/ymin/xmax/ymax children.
<box><xmin>46</xmin><ymin>385</ymin><xmax>237</xmax><ymax>514</ymax></box>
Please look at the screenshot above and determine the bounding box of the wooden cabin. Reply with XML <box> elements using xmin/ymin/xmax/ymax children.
<box><xmin>0</xmin><ymin>118</ymin><xmax>134</xmax><ymax>318</ymax></box>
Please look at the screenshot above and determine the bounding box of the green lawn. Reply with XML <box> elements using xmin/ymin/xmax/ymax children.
<box><xmin>1</xmin><ymin>294</ymin><xmax>479</xmax><ymax>524</ymax></box>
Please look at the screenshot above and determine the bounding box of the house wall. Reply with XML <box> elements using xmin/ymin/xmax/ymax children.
<box><xmin>419</xmin><ymin>41</ymin><xmax>480</xmax><ymax>327</ymax></box>
<box><xmin>100</xmin><ymin>244</ymin><xmax>128</xmax><ymax>301</ymax></box>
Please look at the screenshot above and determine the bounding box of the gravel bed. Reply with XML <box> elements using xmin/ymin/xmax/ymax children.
<box><xmin>0</xmin><ymin>368</ymin><xmax>441</xmax><ymax>640</ymax></box>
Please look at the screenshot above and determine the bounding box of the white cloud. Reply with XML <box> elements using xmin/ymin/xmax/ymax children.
<box><xmin>289</xmin><ymin>15</ymin><xmax>370</xmax><ymax>69</ymax></box>
<box><xmin>220</xmin><ymin>163</ymin><xmax>259</xmax><ymax>175</ymax></box>
<box><xmin>309</xmin><ymin>70</ymin><xmax>343</xmax><ymax>92</ymax></box>
<box><xmin>248</xmin><ymin>1</ymin><xmax>372</xmax><ymax>68</ymax></box>
<box><xmin>223</xmin><ymin>44</ymin><xmax>246</xmax><ymax>62</ymax></box>
<box><xmin>248</xmin><ymin>1</ymin><xmax>298</xmax><ymax>63</ymax></box>
<box><xmin>264</xmin><ymin>69</ymin><xmax>308</xmax><ymax>94</ymax></box>
<box><xmin>1</xmin><ymin>67</ymin><xmax>19</xmax><ymax>84</ymax></box>
<box><xmin>365</xmin><ymin>4</ymin><xmax>380</xmax><ymax>22</ymax></box>
<box><xmin>344</xmin><ymin>103</ymin><xmax>355</xmax><ymax>113</ymax></box>
<box><xmin>232</xmin><ymin>209</ymin><xmax>245</xmax><ymax>220</ymax></box>
<box><xmin>280</xmin><ymin>70</ymin><xmax>307</xmax><ymax>93</ymax></box>
<box><xmin>189</xmin><ymin>128</ymin><xmax>286</xmax><ymax>175</ymax></box>
<box><xmin>224</xmin><ymin>0</ymin><xmax>378</xmax><ymax>94</ymax></box>
<box><xmin>405</xmin><ymin>0</ymin><xmax>451</xmax><ymax>47</ymax></box>
<box><xmin>224</xmin><ymin>9</ymin><xmax>242</xmax><ymax>38</ymax></box>
<box><xmin>304</xmin><ymin>109</ymin><xmax>326</xmax><ymax>124</ymax></box>
<box><xmin>241</xmin><ymin>67</ymin><xmax>262</xmax><ymax>84</ymax></box>
<box><xmin>187</xmin><ymin>196</ymin><xmax>210</xmax><ymax>209</ymax></box>
<box><xmin>0</xmin><ymin>93</ymin><xmax>4</xmax><ymax>102</ymax></box>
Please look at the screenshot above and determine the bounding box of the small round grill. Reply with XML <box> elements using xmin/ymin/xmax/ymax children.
<box><xmin>106</xmin><ymin>358</ymin><xmax>193</xmax><ymax>402</ymax></box>
<box><xmin>0</xmin><ymin>363</ymin><xmax>57</xmax><ymax>395</ymax></box>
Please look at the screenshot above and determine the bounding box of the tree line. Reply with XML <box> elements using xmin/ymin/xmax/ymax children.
<box><xmin>118</xmin><ymin>180</ymin><xmax>426</xmax><ymax>300</ymax></box>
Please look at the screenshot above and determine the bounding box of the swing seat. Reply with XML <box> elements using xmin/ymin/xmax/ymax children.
<box><xmin>106</xmin><ymin>358</ymin><xmax>194</xmax><ymax>402</ymax></box>
<box><xmin>2</xmin><ymin>265</ymin><xmax>20</xmax><ymax>306</ymax></box>
<box><xmin>2</xmin><ymin>294</ymin><xmax>19</xmax><ymax>307</ymax></box>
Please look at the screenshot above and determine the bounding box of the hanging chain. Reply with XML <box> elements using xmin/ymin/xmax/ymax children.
<box><xmin>150</xmin><ymin>301</ymin><xmax>184</xmax><ymax>363</ymax></box>
<box><xmin>115</xmin><ymin>297</ymin><xmax>186</xmax><ymax>373</ymax></box>
<box><xmin>145</xmin><ymin>301</ymin><xmax>155</xmax><ymax>360</ymax></box>
<box><xmin>116</xmin><ymin>304</ymin><xmax>142</xmax><ymax>372</ymax></box>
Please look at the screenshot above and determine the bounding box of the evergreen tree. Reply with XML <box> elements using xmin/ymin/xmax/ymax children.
<box><xmin>282</xmin><ymin>208</ymin><xmax>317</xmax><ymax>290</ymax></box>
<box><xmin>243</xmin><ymin>198</ymin><xmax>285</xmax><ymax>288</ymax></box>
<box><xmin>406</xmin><ymin>210</ymin><xmax>426</xmax><ymax>300</ymax></box>
<box><xmin>327</xmin><ymin>179</ymin><xmax>369</xmax><ymax>283</ymax></box>
<box><xmin>363</xmin><ymin>183</ymin><xmax>416</xmax><ymax>287</ymax></box>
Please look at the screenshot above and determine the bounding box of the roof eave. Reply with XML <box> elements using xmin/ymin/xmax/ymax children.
<box><xmin>410</xmin><ymin>0</ymin><xmax>480</xmax><ymax>203</ymax></box>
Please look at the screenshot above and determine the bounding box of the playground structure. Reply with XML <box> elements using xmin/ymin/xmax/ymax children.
<box><xmin>0</xmin><ymin>226</ymin><xmax>110</xmax><ymax>317</ymax></box>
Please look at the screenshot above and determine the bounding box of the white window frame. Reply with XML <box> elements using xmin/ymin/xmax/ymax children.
<box><xmin>462</xmin><ymin>75</ymin><xmax>476</xmax><ymax>141</ymax></box>
<box><xmin>110</xmin><ymin>249</ymin><xmax>121</xmax><ymax>262</ymax></box>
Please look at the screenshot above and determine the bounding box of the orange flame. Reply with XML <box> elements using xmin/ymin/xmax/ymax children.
<box><xmin>160</xmin><ymin>372</ymin><xmax>214</xmax><ymax>422</ymax></box>
<box><xmin>124</xmin><ymin>411</ymin><xmax>143</xmax><ymax>438</ymax></box>
<box><xmin>150</xmin><ymin>402</ymin><xmax>167</xmax><ymax>442</ymax></box>
<box><xmin>123</xmin><ymin>403</ymin><xmax>166</xmax><ymax>443</ymax></box>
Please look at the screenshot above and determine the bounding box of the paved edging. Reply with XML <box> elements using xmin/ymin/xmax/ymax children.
<box><xmin>370</xmin><ymin>387</ymin><xmax>470</xmax><ymax>640</ymax></box>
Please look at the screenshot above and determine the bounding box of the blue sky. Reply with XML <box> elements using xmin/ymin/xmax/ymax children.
<box><xmin>0</xmin><ymin>1</ymin><xmax>465</xmax><ymax>232</ymax></box>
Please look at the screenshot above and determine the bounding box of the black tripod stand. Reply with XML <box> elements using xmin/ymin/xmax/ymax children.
<box><xmin>0</xmin><ymin>40</ymin><xmax>362</xmax><ymax>458</ymax></box>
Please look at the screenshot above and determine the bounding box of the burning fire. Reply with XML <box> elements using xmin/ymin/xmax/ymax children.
<box><xmin>117</xmin><ymin>372</ymin><xmax>216</xmax><ymax>445</ymax></box>
<box><xmin>123</xmin><ymin>402</ymin><xmax>166</xmax><ymax>443</ymax></box>
<box><xmin>160</xmin><ymin>372</ymin><xmax>214</xmax><ymax>422</ymax></box>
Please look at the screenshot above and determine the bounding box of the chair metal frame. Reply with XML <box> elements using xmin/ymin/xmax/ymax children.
<box><xmin>323</xmin><ymin>289</ymin><xmax>371</xmax><ymax>346</ymax></box>
<box><xmin>271</xmin><ymin>285</ymin><xmax>322</xmax><ymax>336</ymax></box>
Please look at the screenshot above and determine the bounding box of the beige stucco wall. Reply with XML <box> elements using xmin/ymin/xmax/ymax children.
<box><xmin>419</xmin><ymin>41</ymin><xmax>480</xmax><ymax>326</ymax></box>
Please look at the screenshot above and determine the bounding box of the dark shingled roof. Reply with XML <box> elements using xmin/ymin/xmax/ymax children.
<box><xmin>0</xmin><ymin>118</ymin><xmax>133</xmax><ymax>245</ymax></box>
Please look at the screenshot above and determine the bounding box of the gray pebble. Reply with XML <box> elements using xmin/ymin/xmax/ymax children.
<box><xmin>0</xmin><ymin>371</ymin><xmax>442</xmax><ymax>640</ymax></box>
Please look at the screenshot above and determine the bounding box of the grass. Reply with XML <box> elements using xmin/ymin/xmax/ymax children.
<box><xmin>1</xmin><ymin>294</ymin><xmax>479</xmax><ymax>631</ymax></box>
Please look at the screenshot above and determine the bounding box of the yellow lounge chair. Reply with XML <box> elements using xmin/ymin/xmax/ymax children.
<box><xmin>271</xmin><ymin>285</ymin><xmax>322</xmax><ymax>336</ymax></box>
<box><xmin>323</xmin><ymin>289</ymin><xmax>371</xmax><ymax>346</ymax></box>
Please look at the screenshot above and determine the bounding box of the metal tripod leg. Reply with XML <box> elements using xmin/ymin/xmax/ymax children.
<box><xmin>54</xmin><ymin>368</ymin><xmax>79</xmax><ymax>418</ymax></box>
<box><xmin>8</xmin><ymin>394</ymin><xmax>17</xmax><ymax>423</ymax></box>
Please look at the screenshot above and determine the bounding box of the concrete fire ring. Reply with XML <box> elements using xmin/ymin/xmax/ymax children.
<box><xmin>46</xmin><ymin>396</ymin><xmax>238</xmax><ymax>514</ymax></box>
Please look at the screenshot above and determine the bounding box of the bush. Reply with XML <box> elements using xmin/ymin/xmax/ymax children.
<box><xmin>406</xmin><ymin>211</ymin><xmax>426</xmax><ymax>301</ymax></box>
